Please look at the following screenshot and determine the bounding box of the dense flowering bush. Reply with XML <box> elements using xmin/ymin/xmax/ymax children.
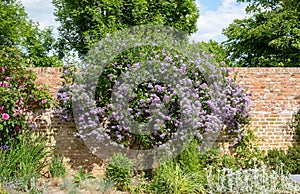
<box><xmin>0</xmin><ymin>47</ymin><xmax>53</xmax><ymax>147</ymax></box>
<box><xmin>57</xmin><ymin>27</ymin><xmax>250</xmax><ymax>161</ymax></box>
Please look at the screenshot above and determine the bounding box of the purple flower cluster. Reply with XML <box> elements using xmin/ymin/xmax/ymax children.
<box><xmin>58</xmin><ymin>45</ymin><xmax>250</xmax><ymax>153</ymax></box>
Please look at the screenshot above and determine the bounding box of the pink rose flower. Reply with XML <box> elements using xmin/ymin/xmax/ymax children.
<box><xmin>17</xmin><ymin>109</ymin><xmax>23</xmax><ymax>114</ymax></box>
<box><xmin>5</xmin><ymin>77</ymin><xmax>10</xmax><ymax>81</ymax></box>
<box><xmin>2</xmin><ymin>113</ymin><xmax>9</xmax><ymax>121</ymax></box>
<box><xmin>41</xmin><ymin>99</ymin><xmax>47</xmax><ymax>104</ymax></box>
<box><xmin>2</xmin><ymin>82</ymin><xmax>8</xmax><ymax>87</ymax></box>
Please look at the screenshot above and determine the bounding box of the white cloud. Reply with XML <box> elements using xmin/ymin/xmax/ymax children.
<box><xmin>190</xmin><ymin>0</ymin><xmax>248</xmax><ymax>43</ymax></box>
<box><xmin>21</xmin><ymin>0</ymin><xmax>59</xmax><ymax>36</ymax></box>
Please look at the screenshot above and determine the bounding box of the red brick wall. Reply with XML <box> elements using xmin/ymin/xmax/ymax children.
<box><xmin>28</xmin><ymin>67</ymin><xmax>300</xmax><ymax>165</ymax></box>
<box><xmin>231</xmin><ymin>68</ymin><xmax>300</xmax><ymax>150</ymax></box>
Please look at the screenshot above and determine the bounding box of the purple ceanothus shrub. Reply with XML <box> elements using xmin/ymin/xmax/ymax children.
<box><xmin>56</xmin><ymin>32</ymin><xmax>250</xmax><ymax>153</ymax></box>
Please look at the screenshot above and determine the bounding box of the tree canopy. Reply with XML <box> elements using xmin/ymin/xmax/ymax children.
<box><xmin>0</xmin><ymin>0</ymin><xmax>61</xmax><ymax>67</ymax></box>
<box><xmin>52</xmin><ymin>0</ymin><xmax>199</xmax><ymax>57</ymax></box>
<box><xmin>222</xmin><ymin>0</ymin><xmax>300</xmax><ymax>67</ymax></box>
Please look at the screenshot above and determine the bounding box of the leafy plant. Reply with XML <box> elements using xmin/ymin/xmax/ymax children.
<box><xmin>265</xmin><ymin>149</ymin><xmax>287</xmax><ymax>173</ymax></box>
<box><xmin>230</xmin><ymin>129</ymin><xmax>265</xmax><ymax>169</ymax></box>
<box><xmin>105</xmin><ymin>153</ymin><xmax>135</xmax><ymax>190</ymax></box>
<box><xmin>49</xmin><ymin>155</ymin><xmax>67</xmax><ymax>178</ymax></box>
<box><xmin>1</xmin><ymin>0</ymin><xmax>61</xmax><ymax>67</ymax></box>
<box><xmin>0</xmin><ymin>130</ymin><xmax>49</xmax><ymax>192</ymax></box>
<box><xmin>175</xmin><ymin>138</ymin><xmax>220</xmax><ymax>172</ymax></box>
<box><xmin>148</xmin><ymin>162</ymin><xmax>206</xmax><ymax>194</ymax></box>
<box><xmin>72</xmin><ymin>168</ymin><xmax>95</xmax><ymax>187</ymax></box>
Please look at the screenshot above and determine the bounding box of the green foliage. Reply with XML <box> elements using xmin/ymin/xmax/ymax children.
<box><xmin>264</xmin><ymin>110</ymin><xmax>300</xmax><ymax>174</ymax></box>
<box><xmin>0</xmin><ymin>48</ymin><xmax>53</xmax><ymax>145</ymax></box>
<box><xmin>0</xmin><ymin>131</ymin><xmax>49</xmax><ymax>192</ymax></box>
<box><xmin>198</xmin><ymin>40</ymin><xmax>231</xmax><ymax>65</ymax></box>
<box><xmin>295</xmin><ymin>109</ymin><xmax>300</xmax><ymax>143</ymax></box>
<box><xmin>0</xmin><ymin>0</ymin><xmax>27</xmax><ymax>47</ymax></box>
<box><xmin>264</xmin><ymin>149</ymin><xmax>287</xmax><ymax>172</ymax></box>
<box><xmin>230</xmin><ymin>129</ymin><xmax>265</xmax><ymax>168</ymax></box>
<box><xmin>285</xmin><ymin>145</ymin><xmax>300</xmax><ymax>174</ymax></box>
<box><xmin>52</xmin><ymin>0</ymin><xmax>199</xmax><ymax>57</ymax></box>
<box><xmin>49</xmin><ymin>155</ymin><xmax>67</xmax><ymax>178</ymax></box>
<box><xmin>148</xmin><ymin>162</ymin><xmax>206</xmax><ymax>194</ymax></box>
<box><xmin>223</xmin><ymin>0</ymin><xmax>300</xmax><ymax>67</ymax></box>
<box><xmin>72</xmin><ymin>168</ymin><xmax>95</xmax><ymax>187</ymax></box>
<box><xmin>176</xmin><ymin>139</ymin><xmax>222</xmax><ymax>172</ymax></box>
<box><xmin>105</xmin><ymin>153</ymin><xmax>135</xmax><ymax>190</ymax></box>
<box><xmin>0</xmin><ymin>0</ymin><xmax>61</xmax><ymax>67</ymax></box>
<box><xmin>265</xmin><ymin>145</ymin><xmax>300</xmax><ymax>174</ymax></box>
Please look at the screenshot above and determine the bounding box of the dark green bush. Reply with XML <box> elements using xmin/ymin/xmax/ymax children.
<box><xmin>265</xmin><ymin>145</ymin><xmax>300</xmax><ymax>174</ymax></box>
<box><xmin>285</xmin><ymin>145</ymin><xmax>300</xmax><ymax>174</ymax></box>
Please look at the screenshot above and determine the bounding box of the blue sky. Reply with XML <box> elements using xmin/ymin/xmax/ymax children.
<box><xmin>200</xmin><ymin>0</ymin><xmax>222</xmax><ymax>11</ymax></box>
<box><xmin>21</xmin><ymin>0</ymin><xmax>248</xmax><ymax>43</ymax></box>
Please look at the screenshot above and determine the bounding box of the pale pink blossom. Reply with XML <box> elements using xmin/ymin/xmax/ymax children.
<box><xmin>2</xmin><ymin>113</ymin><xmax>9</xmax><ymax>121</ymax></box>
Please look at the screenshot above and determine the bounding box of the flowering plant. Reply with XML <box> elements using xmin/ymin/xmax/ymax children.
<box><xmin>0</xmin><ymin>47</ymin><xmax>53</xmax><ymax>146</ymax></box>
<box><xmin>57</xmin><ymin>26</ymin><xmax>250</xmax><ymax>158</ymax></box>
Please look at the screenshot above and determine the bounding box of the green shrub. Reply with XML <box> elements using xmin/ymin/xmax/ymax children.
<box><xmin>285</xmin><ymin>145</ymin><xmax>300</xmax><ymax>174</ymax></box>
<box><xmin>230</xmin><ymin>129</ymin><xmax>265</xmax><ymax>169</ymax></box>
<box><xmin>105</xmin><ymin>153</ymin><xmax>135</xmax><ymax>190</ymax></box>
<box><xmin>265</xmin><ymin>145</ymin><xmax>300</xmax><ymax>174</ymax></box>
<box><xmin>265</xmin><ymin>149</ymin><xmax>287</xmax><ymax>172</ymax></box>
<box><xmin>175</xmin><ymin>139</ymin><xmax>219</xmax><ymax>173</ymax></box>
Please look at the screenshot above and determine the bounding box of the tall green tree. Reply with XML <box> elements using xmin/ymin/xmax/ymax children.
<box><xmin>222</xmin><ymin>0</ymin><xmax>300</xmax><ymax>67</ymax></box>
<box><xmin>52</xmin><ymin>0</ymin><xmax>199</xmax><ymax>57</ymax></box>
<box><xmin>0</xmin><ymin>0</ymin><xmax>61</xmax><ymax>67</ymax></box>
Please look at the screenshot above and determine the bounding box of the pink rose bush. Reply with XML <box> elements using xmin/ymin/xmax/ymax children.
<box><xmin>0</xmin><ymin>48</ymin><xmax>53</xmax><ymax>146</ymax></box>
